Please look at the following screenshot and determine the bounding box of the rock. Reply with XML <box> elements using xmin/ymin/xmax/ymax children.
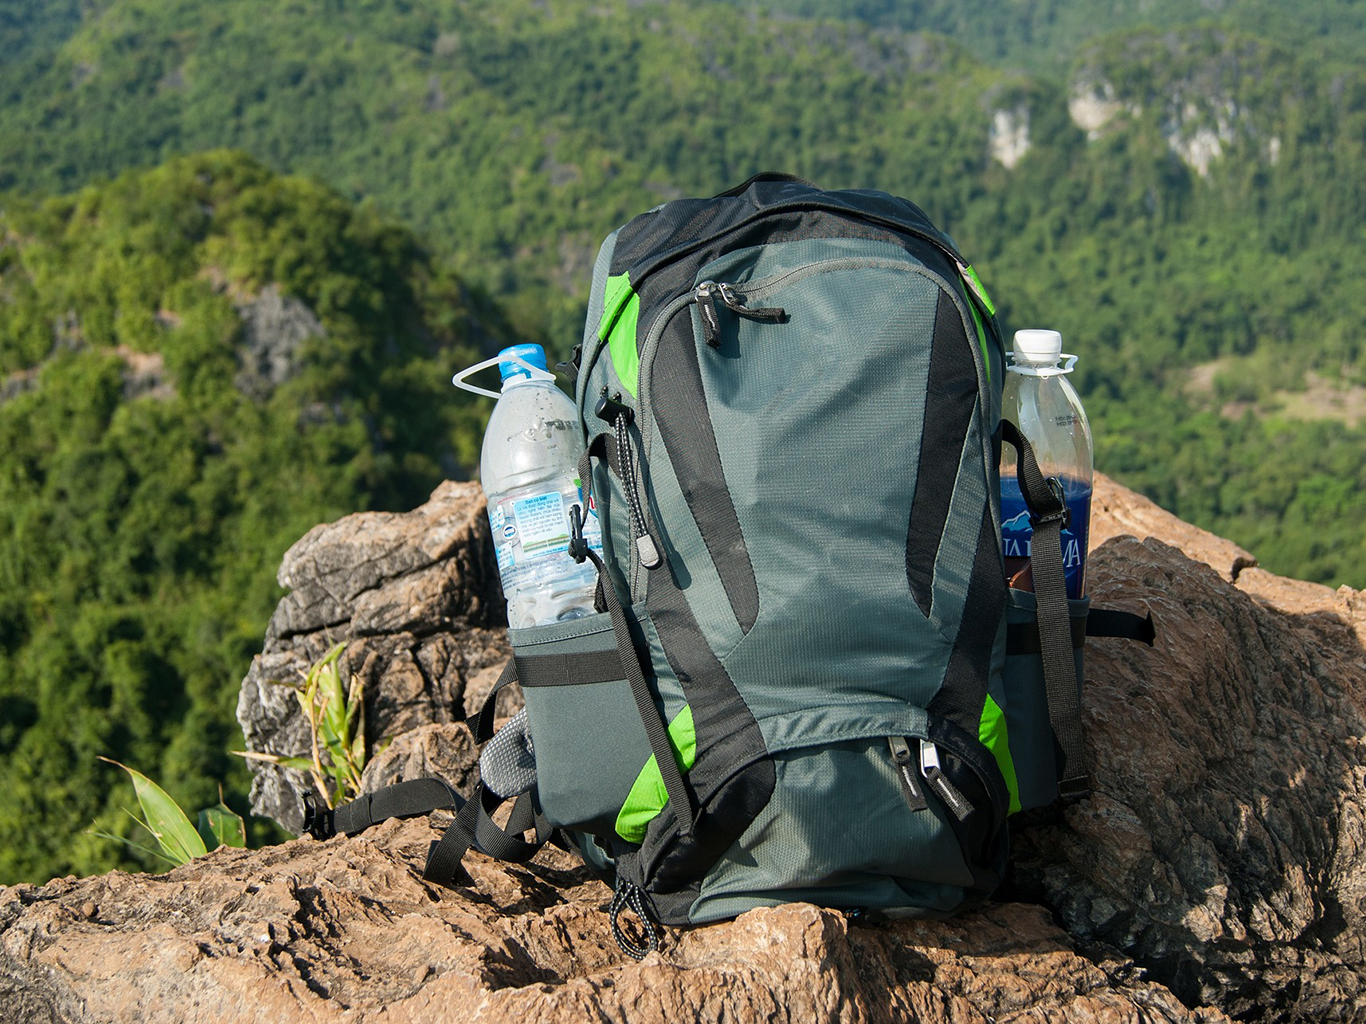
<box><xmin>234</xmin><ymin>480</ymin><xmax>512</xmax><ymax>833</ymax></box>
<box><xmin>1009</xmin><ymin>472</ymin><xmax>1366</xmax><ymax>1019</ymax></box>
<box><xmin>232</xmin><ymin>284</ymin><xmax>326</xmax><ymax>399</ymax></box>
<box><xmin>3</xmin><ymin>472</ymin><xmax>1362</xmax><ymax>1021</ymax></box>
<box><xmin>0</xmin><ymin>818</ymin><xmax>1228</xmax><ymax>1023</ymax></box>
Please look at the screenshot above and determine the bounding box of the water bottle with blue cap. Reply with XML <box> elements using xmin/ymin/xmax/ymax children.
<box><xmin>453</xmin><ymin>343</ymin><xmax>602</xmax><ymax>627</ymax></box>
<box><xmin>999</xmin><ymin>329</ymin><xmax>1093</xmax><ymax>598</ymax></box>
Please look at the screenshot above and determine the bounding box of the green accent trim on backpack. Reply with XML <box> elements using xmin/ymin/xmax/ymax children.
<box><xmin>979</xmin><ymin>694</ymin><xmax>1021</xmax><ymax>815</ymax></box>
<box><xmin>599</xmin><ymin>273</ymin><xmax>641</xmax><ymax>397</ymax></box>
<box><xmin>615</xmin><ymin>704</ymin><xmax>696</xmax><ymax>842</ymax></box>
<box><xmin>959</xmin><ymin>277</ymin><xmax>992</xmax><ymax>384</ymax></box>
<box><xmin>961</xmin><ymin>264</ymin><xmax>996</xmax><ymax>317</ymax></box>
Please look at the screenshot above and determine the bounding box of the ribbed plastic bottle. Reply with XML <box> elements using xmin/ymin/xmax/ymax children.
<box><xmin>999</xmin><ymin>329</ymin><xmax>1093</xmax><ymax>599</ymax></box>
<box><xmin>473</xmin><ymin>344</ymin><xmax>603</xmax><ymax>628</ymax></box>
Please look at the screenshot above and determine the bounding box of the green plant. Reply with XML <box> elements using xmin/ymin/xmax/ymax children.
<box><xmin>92</xmin><ymin>758</ymin><xmax>246</xmax><ymax>868</ymax></box>
<box><xmin>238</xmin><ymin>642</ymin><xmax>370</xmax><ymax>810</ymax></box>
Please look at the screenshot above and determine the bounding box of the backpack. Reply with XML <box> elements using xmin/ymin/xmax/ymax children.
<box><xmin>310</xmin><ymin>174</ymin><xmax>1153</xmax><ymax>957</ymax></box>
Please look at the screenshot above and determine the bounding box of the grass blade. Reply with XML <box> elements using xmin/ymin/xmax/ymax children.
<box><xmin>100</xmin><ymin>758</ymin><xmax>207</xmax><ymax>865</ymax></box>
<box><xmin>197</xmin><ymin>804</ymin><xmax>247</xmax><ymax>850</ymax></box>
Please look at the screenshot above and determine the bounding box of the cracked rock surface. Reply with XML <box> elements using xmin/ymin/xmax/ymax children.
<box><xmin>2</xmin><ymin>474</ymin><xmax>1364</xmax><ymax>1021</ymax></box>
<box><xmin>235</xmin><ymin>480</ymin><xmax>511</xmax><ymax>834</ymax></box>
<box><xmin>0</xmin><ymin>820</ymin><xmax>1228</xmax><ymax>1023</ymax></box>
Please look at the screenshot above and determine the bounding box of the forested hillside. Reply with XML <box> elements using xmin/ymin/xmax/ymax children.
<box><xmin>1</xmin><ymin>0</ymin><xmax>1365</xmax><ymax>882</ymax></box>
<box><xmin>0</xmin><ymin>151</ymin><xmax>497</xmax><ymax>881</ymax></box>
<box><xmin>0</xmin><ymin>0</ymin><xmax>83</xmax><ymax>67</ymax></box>
<box><xmin>718</xmin><ymin>0</ymin><xmax>1366</xmax><ymax>75</ymax></box>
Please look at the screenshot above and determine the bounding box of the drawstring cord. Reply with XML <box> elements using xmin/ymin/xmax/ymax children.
<box><xmin>609</xmin><ymin>881</ymin><xmax>660</xmax><ymax>960</ymax></box>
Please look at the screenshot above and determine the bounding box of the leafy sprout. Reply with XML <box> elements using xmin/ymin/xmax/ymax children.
<box><xmin>236</xmin><ymin>641</ymin><xmax>371</xmax><ymax>810</ymax></box>
<box><xmin>91</xmin><ymin>760</ymin><xmax>246</xmax><ymax>868</ymax></box>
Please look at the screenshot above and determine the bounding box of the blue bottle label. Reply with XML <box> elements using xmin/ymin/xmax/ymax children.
<box><xmin>1000</xmin><ymin>475</ymin><xmax>1091</xmax><ymax>599</ymax></box>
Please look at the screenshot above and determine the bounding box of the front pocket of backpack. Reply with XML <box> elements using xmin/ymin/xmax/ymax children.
<box><xmin>999</xmin><ymin>590</ymin><xmax>1090</xmax><ymax>811</ymax></box>
<box><xmin>920</xmin><ymin>716</ymin><xmax>1010</xmax><ymax>899</ymax></box>
<box><xmin>509</xmin><ymin>611</ymin><xmax>658</xmax><ymax>836</ymax></box>
<box><xmin>687</xmin><ymin>722</ymin><xmax>1008</xmax><ymax>925</ymax></box>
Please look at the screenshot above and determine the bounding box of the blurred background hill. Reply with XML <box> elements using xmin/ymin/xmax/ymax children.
<box><xmin>1</xmin><ymin>0</ymin><xmax>1363</xmax><ymax>883</ymax></box>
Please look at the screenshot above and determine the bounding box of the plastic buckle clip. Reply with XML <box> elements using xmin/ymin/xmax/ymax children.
<box><xmin>568</xmin><ymin>505</ymin><xmax>589</xmax><ymax>563</ymax></box>
<box><xmin>1030</xmin><ymin>477</ymin><xmax>1071</xmax><ymax>530</ymax></box>
<box><xmin>301</xmin><ymin>791</ymin><xmax>335</xmax><ymax>840</ymax></box>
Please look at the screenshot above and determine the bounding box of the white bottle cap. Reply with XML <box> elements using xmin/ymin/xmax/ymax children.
<box><xmin>1012</xmin><ymin>329</ymin><xmax>1063</xmax><ymax>366</ymax></box>
<box><xmin>1009</xmin><ymin>329</ymin><xmax>1077</xmax><ymax>376</ymax></box>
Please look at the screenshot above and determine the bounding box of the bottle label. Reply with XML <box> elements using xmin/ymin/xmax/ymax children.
<box><xmin>1000</xmin><ymin>476</ymin><xmax>1091</xmax><ymax>599</ymax></box>
<box><xmin>509</xmin><ymin>490</ymin><xmax>571</xmax><ymax>557</ymax></box>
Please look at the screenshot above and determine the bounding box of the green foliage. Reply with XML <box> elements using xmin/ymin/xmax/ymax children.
<box><xmin>0</xmin><ymin>150</ymin><xmax>496</xmax><ymax>883</ymax></box>
<box><xmin>92</xmin><ymin>758</ymin><xmax>243</xmax><ymax>867</ymax></box>
<box><xmin>239</xmin><ymin>642</ymin><xmax>372</xmax><ymax>809</ymax></box>
<box><xmin>0</xmin><ymin>0</ymin><xmax>84</xmax><ymax>68</ymax></box>
<box><xmin>1</xmin><ymin>0</ymin><xmax>1365</xmax><ymax>883</ymax></box>
<box><xmin>713</xmin><ymin>0</ymin><xmax>1366</xmax><ymax>77</ymax></box>
<box><xmin>197</xmin><ymin>801</ymin><xmax>248</xmax><ymax>852</ymax></box>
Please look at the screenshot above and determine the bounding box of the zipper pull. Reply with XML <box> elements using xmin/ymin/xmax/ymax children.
<box><xmin>888</xmin><ymin>737</ymin><xmax>928</xmax><ymax>812</ymax></box>
<box><xmin>696</xmin><ymin>281</ymin><xmax>725</xmax><ymax>347</ymax></box>
<box><xmin>695</xmin><ymin>281</ymin><xmax>787</xmax><ymax>347</ymax></box>
<box><xmin>920</xmin><ymin>741</ymin><xmax>972</xmax><ymax>822</ymax></box>
<box><xmin>594</xmin><ymin>388</ymin><xmax>663</xmax><ymax>570</ymax></box>
<box><xmin>594</xmin><ymin>389</ymin><xmax>634</xmax><ymax>426</ymax></box>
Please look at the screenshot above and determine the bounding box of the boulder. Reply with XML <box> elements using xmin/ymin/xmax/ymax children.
<box><xmin>234</xmin><ymin>481</ymin><xmax>512</xmax><ymax>834</ymax></box>
<box><xmin>1013</xmin><ymin>476</ymin><xmax>1366</xmax><ymax>1019</ymax></box>
<box><xmin>0</xmin><ymin>820</ymin><xmax>1227</xmax><ymax>1023</ymax></box>
<box><xmin>2</xmin><ymin>472</ymin><xmax>1363</xmax><ymax>1022</ymax></box>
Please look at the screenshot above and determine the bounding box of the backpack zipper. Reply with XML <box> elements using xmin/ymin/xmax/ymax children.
<box><xmin>695</xmin><ymin>280</ymin><xmax>787</xmax><ymax>347</ymax></box>
<box><xmin>887</xmin><ymin>736</ymin><xmax>928</xmax><ymax>812</ymax></box>
<box><xmin>594</xmin><ymin>388</ymin><xmax>664</xmax><ymax>570</ymax></box>
<box><xmin>920</xmin><ymin>740</ymin><xmax>972</xmax><ymax>822</ymax></box>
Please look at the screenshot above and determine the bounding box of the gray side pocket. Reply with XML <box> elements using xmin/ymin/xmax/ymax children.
<box><xmin>509</xmin><ymin>610</ymin><xmax>654</xmax><ymax>835</ymax></box>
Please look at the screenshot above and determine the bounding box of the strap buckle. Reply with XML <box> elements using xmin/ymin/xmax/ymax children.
<box><xmin>568</xmin><ymin>504</ymin><xmax>589</xmax><ymax>563</ymax></box>
<box><xmin>301</xmin><ymin>791</ymin><xmax>335</xmax><ymax>840</ymax></box>
<box><xmin>1030</xmin><ymin>476</ymin><xmax>1071</xmax><ymax>530</ymax></box>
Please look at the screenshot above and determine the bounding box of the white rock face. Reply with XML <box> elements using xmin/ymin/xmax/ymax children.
<box><xmin>989</xmin><ymin>106</ymin><xmax>1031</xmax><ymax>169</ymax></box>
<box><xmin>1068</xmin><ymin>80</ymin><xmax>1125</xmax><ymax>137</ymax></box>
<box><xmin>1070</xmin><ymin>75</ymin><xmax>1250</xmax><ymax>178</ymax></box>
<box><xmin>1164</xmin><ymin>98</ymin><xmax>1238</xmax><ymax>178</ymax></box>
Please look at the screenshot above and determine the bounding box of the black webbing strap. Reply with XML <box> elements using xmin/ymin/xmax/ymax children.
<box><xmin>515</xmin><ymin>649</ymin><xmax>626</xmax><ymax>687</ymax></box>
<box><xmin>1005</xmin><ymin>608</ymin><xmax>1156</xmax><ymax>655</ymax></box>
<box><xmin>307</xmin><ymin>777</ymin><xmax>465</xmax><ymax>839</ymax></box>
<box><xmin>472</xmin><ymin>658</ymin><xmax>519</xmax><ymax>743</ymax></box>
<box><xmin>307</xmin><ymin>655</ymin><xmax>559</xmax><ymax>886</ymax></box>
<box><xmin>1000</xmin><ymin>420</ymin><xmax>1089</xmax><ymax>799</ymax></box>
<box><xmin>575</xmin><ymin>444</ymin><xmax>697</xmax><ymax>836</ymax></box>
<box><xmin>305</xmin><ymin>660</ymin><xmax>518</xmax><ymax>841</ymax></box>
<box><xmin>422</xmin><ymin>784</ymin><xmax>555</xmax><ymax>888</ymax></box>
<box><xmin>712</xmin><ymin>171</ymin><xmax>815</xmax><ymax>198</ymax></box>
<box><xmin>1087</xmin><ymin>608</ymin><xmax>1156</xmax><ymax>645</ymax></box>
<box><xmin>417</xmin><ymin>657</ymin><xmax>559</xmax><ymax>885</ymax></box>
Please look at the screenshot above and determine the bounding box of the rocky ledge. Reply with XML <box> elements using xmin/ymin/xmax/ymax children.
<box><xmin>3</xmin><ymin>474</ymin><xmax>1365</xmax><ymax>1023</ymax></box>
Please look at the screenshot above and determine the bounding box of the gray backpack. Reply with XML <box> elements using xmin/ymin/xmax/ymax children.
<box><xmin>314</xmin><ymin>175</ymin><xmax>1152</xmax><ymax>957</ymax></box>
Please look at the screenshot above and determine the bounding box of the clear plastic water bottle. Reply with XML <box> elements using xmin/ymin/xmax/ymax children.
<box><xmin>454</xmin><ymin>343</ymin><xmax>603</xmax><ymax>628</ymax></box>
<box><xmin>999</xmin><ymin>330</ymin><xmax>1093</xmax><ymax>599</ymax></box>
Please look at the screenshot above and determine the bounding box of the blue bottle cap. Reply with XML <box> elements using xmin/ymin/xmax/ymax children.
<box><xmin>497</xmin><ymin>344</ymin><xmax>548</xmax><ymax>383</ymax></box>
